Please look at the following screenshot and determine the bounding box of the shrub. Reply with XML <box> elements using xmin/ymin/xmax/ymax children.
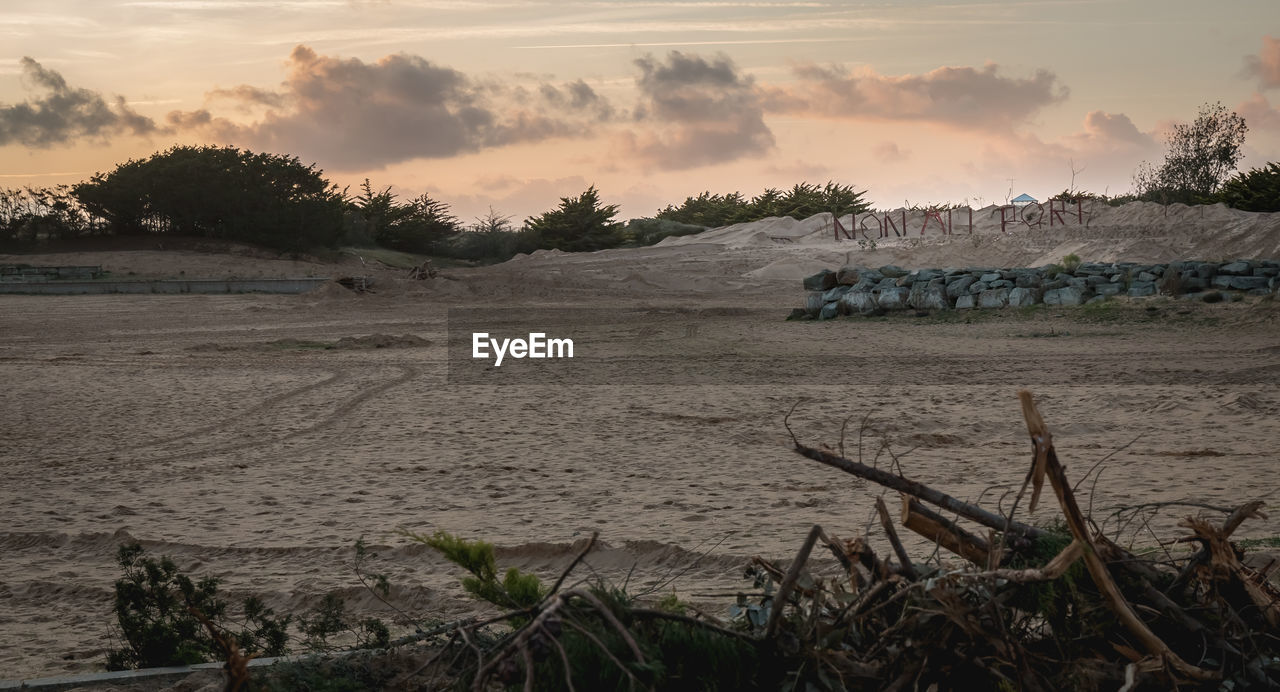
<box><xmin>107</xmin><ymin>543</ymin><xmax>290</xmax><ymax>670</ymax></box>
<box><xmin>1217</xmin><ymin>161</ymin><xmax>1280</xmax><ymax>212</ymax></box>
<box><xmin>72</xmin><ymin>145</ymin><xmax>347</xmax><ymax>251</ymax></box>
<box><xmin>1060</xmin><ymin>253</ymin><xmax>1082</xmax><ymax>273</ymax></box>
<box><xmin>523</xmin><ymin>185</ymin><xmax>624</xmax><ymax>253</ymax></box>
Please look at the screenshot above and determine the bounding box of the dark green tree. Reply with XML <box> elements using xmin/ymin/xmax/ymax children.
<box><xmin>524</xmin><ymin>185</ymin><xmax>623</xmax><ymax>252</ymax></box>
<box><xmin>1133</xmin><ymin>102</ymin><xmax>1248</xmax><ymax>203</ymax></box>
<box><xmin>72</xmin><ymin>145</ymin><xmax>347</xmax><ymax>251</ymax></box>
<box><xmin>1217</xmin><ymin>162</ymin><xmax>1280</xmax><ymax>212</ymax></box>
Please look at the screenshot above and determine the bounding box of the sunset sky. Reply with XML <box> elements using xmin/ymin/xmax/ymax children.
<box><xmin>3</xmin><ymin>0</ymin><xmax>1279</xmax><ymax>222</ymax></box>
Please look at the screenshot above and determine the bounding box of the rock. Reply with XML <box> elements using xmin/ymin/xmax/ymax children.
<box><xmin>910</xmin><ymin>280</ymin><xmax>949</xmax><ymax>310</ymax></box>
<box><xmin>989</xmin><ymin>279</ymin><xmax>1015</xmax><ymax>289</ymax></box>
<box><xmin>979</xmin><ymin>272</ymin><xmax>1002</xmax><ymax>283</ymax></box>
<box><xmin>786</xmin><ymin>308</ymin><xmax>809</xmax><ymax>320</ymax></box>
<box><xmin>1218</xmin><ymin>261</ymin><xmax>1252</xmax><ymax>275</ymax></box>
<box><xmin>1094</xmin><ymin>283</ymin><xmax>1123</xmax><ymax>296</ymax></box>
<box><xmin>1137</xmin><ymin>271</ymin><xmax>1158</xmax><ymax>283</ymax></box>
<box><xmin>946</xmin><ymin>275</ymin><xmax>977</xmax><ymax>297</ymax></box>
<box><xmin>803</xmin><ymin>270</ymin><xmax>837</xmax><ymax>291</ymax></box>
<box><xmin>1042</xmin><ymin>278</ymin><xmax>1069</xmax><ymax>291</ymax></box>
<box><xmin>915</xmin><ymin>269</ymin><xmax>944</xmax><ymax>283</ymax></box>
<box><xmin>1190</xmin><ymin>262</ymin><xmax>1217</xmax><ymax>279</ymax></box>
<box><xmin>1199</xmin><ymin>291</ymin><xmax>1224</xmax><ymax>303</ymax></box>
<box><xmin>839</xmin><ymin>290</ymin><xmax>880</xmax><ymax>316</ymax></box>
<box><xmin>1254</xmin><ymin>267</ymin><xmax>1279</xmax><ymax>277</ymax></box>
<box><xmin>955</xmin><ymin>294</ymin><xmax>976</xmax><ymax>309</ymax></box>
<box><xmin>836</xmin><ymin>265</ymin><xmax>863</xmax><ymax>285</ymax></box>
<box><xmin>1179</xmin><ymin>274</ymin><xmax>1208</xmax><ymax>291</ymax></box>
<box><xmin>1084</xmin><ymin>275</ymin><xmax>1109</xmax><ymax>287</ymax></box>
<box><xmin>1014</xmin><ymin>272</ymin><xmax>1043</xmax><ymax>288</ymax></box>
<box><xmin>804</xmin><ymin>291</ymin><xmax>827</xmax><ymax>316</ymax></box>
<box><xmin>879</xmin><ymin>264</ymin><xmax>909</xmax><ymax>278</ymax></box>
<box><xmin>1127</xmin><ymin>282</ymin><xmax>1156</xmax><ymax>297</ymax></box>
<box><xmin>1008</xmin><ymin>287</ymin><xmax>1041</xmax><ymax>307</ymax></box>
<box><xmin>819</xmin><ymin>302</ymin><xmax>839</xmax><ymax>320</ymax></box>
<box><xmin>850</xmin><ymin>278</ymin><xmax>877</xmax><ymax>293</ymax></box>
<box><xmin>1248</xmin><ymin>288</ymin><xmax>1271</xmax><ymax>296</ymax></box>
<box><xmin>1067</xmin><ymin>277</ymin><xmax>1090</xmax><ymax>289</ymax></box>
<box><xmin>1044</xmin><ymin>287</ymin><xmax>1088</xmax><ymax>306</ymax></box>
<box><xmin>1076</xmin><ymin>263</ymin><xmax>1108</xmax><ymax>275</ymax></box>
<box><xmin>896</xmin><ymin>275</ymin><xmax>914</xmax><ymax>287</ymax></box>
<box><xmin>1212</xmin><ymin>275</ymin><xmax>1269</xmax><ymax>291</ymax></box>
<box><xmin>878</xmin><ymin>287</ymin><xmax>911</xmax><ymax>310</ymax></box>
<box><xmin>978</xmin><ymin>288</ymin><xmax>1011</xmax><ymax>308</ymax></box>
<box><xmin>968</xmin><ymin>281</ymin><xmax>990</xmax><ymax>294</ymax></box>
<box><xmin>876</xmin><ymin>277</ymin><xmax>900</xmax><ymax>290</ymax></box>
<box><xmin>822</xmin><ymin>285</ymin><xmax>852</xmax><ymax>302</ymax></box>
<box><xmin>859</xmin><ymin>269</ymin><xmax>885</xmax><ymax>284</ymax></box>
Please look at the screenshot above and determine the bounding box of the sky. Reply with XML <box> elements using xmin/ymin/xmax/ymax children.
<box><xmin>2</xmin><ymin>0</ymin><xmax>1280</xmax><ymax>223</ymax></box>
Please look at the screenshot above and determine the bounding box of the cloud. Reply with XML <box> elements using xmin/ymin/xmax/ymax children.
<box><xmin>765</xmin><ymin>62</ymin><xmax>1069</xmax><ymax>130</ymax></box>
<box><xmin>872</xmin><ymin>141</ymin><xmax>909</xmax><ymax>162</ymax></box>
<box><xmin>619</xmin><ymin>51</ymin><xmax>775</xmax><ymax>169</ymax></box>
<box><xmin>1238</xmin><ymin>92</ymin><xmax>1280</xmax><ymax>131</ymax></box>
<box><xmin>0</xmin><ymin>57</ymin><xmax>160</xmax><ymax>147</ymax></box>
<box><xmin>1243</xmin><ymin>35</ymin><xmax>1280</xmax><ymax>90</ymax></box>
<box><xmin>170</xmin><ymin>45</ymin><xmax>615</xmax><ymax>169</ymax></box>
<box><xmin>1067</xmin><ymin>110</ymin><xmax>1155</xmax><ymax>149</ymax></box>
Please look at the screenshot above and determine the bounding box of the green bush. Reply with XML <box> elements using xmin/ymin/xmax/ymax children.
<box><xmin>1217</xmin><ymin>161</ymin><xmax>1280</xmax><ymax>212</ymax></box>
<box><xmin>107</xmin><ymin>543</ymin><xmax>290</xmax><ymax>670</ymax></box>
<box><xmin>657</xmin><ymin>181</ymin><xmax>870</xmax><ymax>228</ymax></box>
<box><xmin>72</xmin><ymin>145</ymin><xmax>347</xmax><ymax>251</ymax></box>
<box><xmin>523</xmin><ymin>185</ymin><xmax>623</xmax><ymax>253</ymax></box>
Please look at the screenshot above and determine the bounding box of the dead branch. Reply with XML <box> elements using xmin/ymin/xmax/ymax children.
<box><xmin>900</xmin><ymin>495</ymin><xmax>991</xmax><ymax>566</ymax></box>
<box><xmin>1017</xmin><ymin>390</ymin><xmax>1220</xmax><ymax>683</ymax></box>
<box><xmin>876</xmin><ymin>496</ymin><xmax>919</xmax><ymax>580</ymax></box>
<box><xmin>765</xmin><ymin>524</ymin><xmax>823</xmax><ymax>639</ymax></box>
<box><xmin>792</xmin><ymin>443</ymin><xmax>1046</xmax><ymax>542</ymax></box>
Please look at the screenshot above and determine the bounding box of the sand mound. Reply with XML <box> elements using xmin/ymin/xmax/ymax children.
<box><xmin>333</xmin><ymin>333</ymin><xmax>430</xmax><ymax>349</ymax></box>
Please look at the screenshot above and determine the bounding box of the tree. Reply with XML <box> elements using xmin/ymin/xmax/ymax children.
<box><xmin>72</xmin><ymin>145</ymin><xmax>347</xmax><ymax>251</ymax></box>
<box><xmin>524</xmin><ymin>185</ymin><xmax>623</xmax><ymax>252</ymax></box>
<box><xmin>1217</xmin><ymin>162</ymin><xmax>1280</xmax><ymax>212</ymax></box>
<box><xmin>1133</xmin><ymin>102</ymin><xmax>1248</xmax><ymax>203</ymax></box>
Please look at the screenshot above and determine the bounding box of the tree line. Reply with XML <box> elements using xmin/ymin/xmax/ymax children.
<box><xmin>2</xmin><ymin>103</ymin><xmax>1277</xmax><ymax>261</ymax></box>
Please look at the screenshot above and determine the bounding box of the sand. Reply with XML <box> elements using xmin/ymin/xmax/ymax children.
<box><xmin>2</xmin><ymin>203</ymin><xmax>1280</xmax><ymax>680</ymax></box>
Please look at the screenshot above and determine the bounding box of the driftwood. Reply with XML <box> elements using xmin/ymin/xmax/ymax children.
<box><xmin>900</xmin><ymin>495</ymin><xmax>990</xmax><ymax>566</ymax></box>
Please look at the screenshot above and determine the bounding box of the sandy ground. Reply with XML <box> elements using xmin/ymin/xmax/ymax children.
<box><xmin>2</xmin><ymin>207</ymin><xmax>1280</xmax><ymax>680</ymax></box>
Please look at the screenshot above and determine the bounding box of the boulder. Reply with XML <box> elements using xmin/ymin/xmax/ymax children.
<box><xmin>876</xmin><ymin>277</ymin><xmax>900</xmax><ymax>290</ymax></box>
<box><xmin>822</xmin><ymin>285</ymin><xmax>852</xmax><ymax>302</ymax></box>
<box><xmin>878</xmin><ymin>287</ymin><xmax>911</xmax><ymax>310</ymax></box>
<box><xmin>1179</xmin><ymin>274</ymin><xmax>1209</xmax><ymax>291</ymax></box>
<box><xmin>978</xmin><ymin>288</ymin><xmax>1011</xmax><ymax>309</ymax></box>
<box><xmin>955</xmin><ymin>294</ymin><xmax>977</xmax><ymax>309</ymax></box>
<box><xmin>1008</xmin><ymin>287</ymin><xmax>1041</xmax><ymax>307</ymax></box>
<box><xmin>979</xmin><ymin>272</ymin><xmax>1002</xmax><ymax>283</ymax></box>
<box><xmin>1094</xmin><ymin>283</ymin><xmax>1123</xmax><ymax>296</ymax></box>
<box><xmin>1127</xmin><ymin>281</ymin><xmax>1156</xmax><ymax>297</ymax></box>
<box><xmin>1014</xmin><ymin>272</ymin><xmax>1043</xmax><ymax>288</ymax></box>
<box><xmin>804</xmin><ymin>291</ymin><xmax>825</xmax><ymax>315</ymax></box>
<box><xmin>1137</xmin><ymin>271</ymin><xmax>1158</xmax><ymax>283</ymax></box>
<box><xmin>836</xmin><ymin>265</ymin><xmax>863</xmax><ymax>285</ymax></box>
<box><xmin>915</xmin><ymin>269</ymin><xmax>944</xmax><ymax>283</ymax></box>
<box><xmin>878</xmin><ymin>264</ymin><xmax>909</xmax><ymax>278</ymax></box>
<box><xmin>968</xmin><ymin>281</ymin><xmax>990</xmax><ymax>294</ymax></box>
<box><xmin>989</xmin><ymin>279</ymin><xmax>1015</xmax><ymax>289</ymax></box>
<box><xmin>1044</xmin><ymin>287</ymin><xmax>1088</xmax><ymax>306</ymax></box>
<box><xmin>909</xmin><ymin>280</ymin><xmax>949</xmax><ymax>310</ymax></box>
<box><xmin>1042</xmin><ymin>278</ymin><xmax>1069</xmax><ymax>291</ymax></box>
<box><xmin>839</xmin><ymin>290</ymin><xmax>880</xmax><ymax>316</ymax></box>
<box><xmin>819</xmin><ymin>301</ymin><xmax>839</xmax><ymax>320</ymax></box>
<box><xmin>1085</xmin><ymin>275</ymin><xmax>1109</xmax><ymax>287</ymax></box>
<box><xmin>946</xmin><ymin>275</ymin><xmax>977</xmax><ymax>297</ymax></box>
<box><xmin>1218</xmin><ymin>261</ymin><xmax>1252</xmax><ymax>275</ymax></box>
<box><xmin>1254</xmin><ymin>267</ymin><xmax>1279</xmax><ymax>277</ymax></box>
<box><xmin>803</xmin><ymin>270</ymin><xmax>837</xmax><ymax>291</ymax></box>
<box><xmin>1212</xmin><ymin>275</ymin><xmax>1269</xmax><ymax>291</ymax></box>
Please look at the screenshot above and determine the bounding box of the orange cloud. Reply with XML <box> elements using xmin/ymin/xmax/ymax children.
<box><xmin>1244</xmin><ymin>35</ymin><xmax>1280</xmax><ymax>90</ymax></box>
<box><xmin>764</xmin><ymin>62</ymin><xmax>1069</xmax><ymax>130</ymax></box>
<box><xmin>168</xmin><ymin>45</ymin><xmax>615</xmax><ymax>170</ymax></box>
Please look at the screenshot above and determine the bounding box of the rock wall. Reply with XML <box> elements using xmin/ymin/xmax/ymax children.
<box><xmin>795</xmin><ymin>260</ymin><xmax>1280</xmax><ymax>319</ymax></box>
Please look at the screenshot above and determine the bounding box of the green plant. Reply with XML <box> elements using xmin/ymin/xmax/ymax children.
<box><xmin>1060</xmin><ymin>253</ymin><xmax>1081</xmax><ymax>273</ymax></box>
<box><xmin>404</xmin><ymin>530</ymin><xmax>546</xmax><ymax>610</ymax></box>
<box><xmin>106</xmin><ymin>543</ymin><xmax>290</xmax><ymax>670</ymax></box>
<box><xmin>1132</xmin><ymin>102</ymin><xmax>1248</xmax><ymax>203</ymax></box>
<box><xmin>298</xmin><ymin>593</ymin><xmax>391</xmax><ymax>652</ymax></box>
<box><xmin>1218</xmin><ymin>161</ymin><xmax>1280</xmax><ymax>212</ymax></box>
<box><xmin>523</xmin><ymin>185</ymin><xmax>624</xmax><ymax>253</ymax></box>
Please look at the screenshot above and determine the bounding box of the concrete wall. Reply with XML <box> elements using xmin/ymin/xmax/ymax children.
<box><xmin>0</xmin><ymin>278</ymin><xmax>332</xmax><ymax>295</ymax></box>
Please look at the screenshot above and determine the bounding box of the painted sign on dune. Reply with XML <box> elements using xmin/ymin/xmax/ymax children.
<box><xmin>836</xmin><ymin>199</ymin><xmax>1090</xmax><ymax>240</ymax></box>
